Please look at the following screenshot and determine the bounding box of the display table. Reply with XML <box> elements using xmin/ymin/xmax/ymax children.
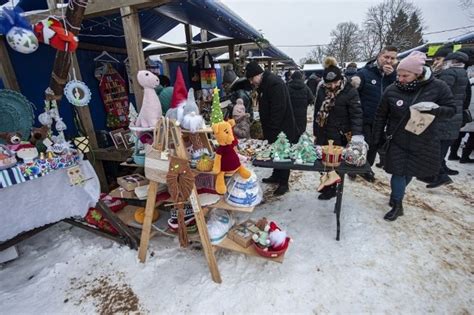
<box><xmin>0</xmin><ymin>161</ymin><xmax>100</xmax><ymax>242</ymax></box>
<box><xmin>252</xmin><ymin>159</ymin><xmax>372</xmax><ymax>240</ymax></box>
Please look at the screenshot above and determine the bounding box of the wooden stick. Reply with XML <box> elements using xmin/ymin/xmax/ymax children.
<box><xmin>138</xmin><ymin>180</ymin><xmax>158</xmax><ymax>262</ymax></box>
<box><xmin>177</xmin><ymin>203</ymin><xmax>189</xmax><ymax>247</ymax></box>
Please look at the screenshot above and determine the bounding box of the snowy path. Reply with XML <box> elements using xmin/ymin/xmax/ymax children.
<box><xmin>0</xmin><ymin>159</ymin><xmax>472</xmax><ymax>314</ymax></box>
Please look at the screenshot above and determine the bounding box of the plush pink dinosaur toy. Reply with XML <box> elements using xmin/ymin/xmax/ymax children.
<box><xmin>133</xmin><ymin>70</ymin><xmax>162</xmax><ymax>128</ymax></box>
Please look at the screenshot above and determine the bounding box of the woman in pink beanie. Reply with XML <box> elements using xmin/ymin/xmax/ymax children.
<box><xmin>371</xmin><ymin>51</ymin><xmax>456</xmax><ymax>222</ymax></box>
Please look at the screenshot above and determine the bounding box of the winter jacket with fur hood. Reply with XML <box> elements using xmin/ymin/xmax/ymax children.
<box><xmin>435</xmin><ymin>64</ymin><xmax>469</xmax><ymax>140</ymax></box>
<box><xmin>372</xmin><ymin>68</ymin><xmax>456</xmax><ymax>178</ymax></box>
<box><xmin>313</xmin><ymin>81</ymin><xmax>363</xmax><ymax>146</ymax></box>
<box><xmin>288</xmin><ymin>78</ymin><xmax>314</xmax><ymax>136</ymax></box>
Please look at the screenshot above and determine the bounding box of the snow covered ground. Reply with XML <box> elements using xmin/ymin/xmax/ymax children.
<box><xmin>1</xmin><ymin>156</ymin><xmax>472</xmax><ymax>314</ymax></box>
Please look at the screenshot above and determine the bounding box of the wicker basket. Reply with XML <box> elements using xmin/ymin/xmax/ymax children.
<box><xmin>321</xmin><ymin>140</ymin><xmax>343</xmax><ymax>167</ymax></box>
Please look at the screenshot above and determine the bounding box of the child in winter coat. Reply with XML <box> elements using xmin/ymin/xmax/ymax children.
<box><xmin>232</xmin><ymin>99</ymin><xmax>251</xmax><ymax>139</ymax></box>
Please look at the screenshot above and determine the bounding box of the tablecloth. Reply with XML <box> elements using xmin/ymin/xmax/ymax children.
<box><xmin>0</xmin><ymin>161</ymin><xmax>100</xmax><ymax>242</ymax></box>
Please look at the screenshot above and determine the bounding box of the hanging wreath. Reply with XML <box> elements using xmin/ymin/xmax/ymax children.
<box><xmin>64</xmin><ymin>80</ymin><xmax>92</xmax><ymax>107</ymax></box>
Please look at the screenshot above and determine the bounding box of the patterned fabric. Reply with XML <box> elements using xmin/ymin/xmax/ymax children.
<box><xmin>394</xmin><ymin>80</ymin><xmax>420</xmax><ymax>92</ymax></box>
<box><xmin>316</xmin><ymin>79</ymin><xmax>346</xmax><ymax>127</ymax></box>
<box><xmin>0</xmin><ymin>166</ymin><xmax>43</xmax><ymax>188</ymax></box>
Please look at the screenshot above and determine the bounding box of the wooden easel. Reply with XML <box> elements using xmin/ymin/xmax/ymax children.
<box><xmin>137</xmin><ymin>120</ymin><xmax>221</xmax><ymax>283</ymax></box>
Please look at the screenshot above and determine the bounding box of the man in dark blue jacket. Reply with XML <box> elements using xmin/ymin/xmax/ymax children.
<box><xmin>352</xmin><ymin>46</ymin><xmax>398</xmax><ymax>181</ymax></box>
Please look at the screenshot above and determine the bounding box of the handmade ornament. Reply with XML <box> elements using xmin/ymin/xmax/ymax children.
<box><xmin>291</xmin><ymin>132</ymin><xmax>317</xmax><ymax>165</ymax></box>
<box><xmin>99</xmin><ymin>64</ymin><xmax>129</xmax><ymax>129</ymax></box>
<box><xmin>253</xmin><ymin>218</ymin><xmax>290</xmax><ymax>257</ymax></box>
<box><xmin>317</xmin><ymin>170</ymin><xmax>341</xmax><ymax>192</ymax></box>
<box><xmin>165</xmin><ymin>67</ymin><xmax>187</xmax><ymax>123</ymax></box>
<box><xmin>132</xmin><ymin>70</ymin><xmax>162</xmax><ymax>128</ymax></box>
<box><xmin>15</xmin><ymin>143</ymin><xmax>38</xmax><ymax>163</ymax></box>
<box><xmin>225</xmin><ymin>171</ymin><xmax>262</xmax><ymax>207</ymax></box>
<box><xmin>33</xmin><ymin>17</ymin><xmax>78</xmax><ymax>52</ymax></box>
<box><xmin>166</xmin><ymin>156</ymin><xmax>195</xmax><ymax>202</ymax></box>
<box><xmin>67</xmin><ymin>165</ymin><xmax>85</xmax><ymax>186</ymax></box>
<box><xmin>212</xmin><ymin>119</ymin><xmax>251</xmax><ymax>194</ymax></box>
<box><xmin>252</xmin><ymin>218</ymin><xmax>270</xmax><ymax>249</ymax></box>
<box><xmin>0</xmin><ymin>8</ymin><xmax>38</xmax><ymax>54</ymax></box>
<box><xmin>0</xmin><ymin>145</ymin><xmax>17</xmax><ymax>170</ymax></box>
<box><xmin>128</xmin><ymin>103</ymin><xmax>139</xmax><ymax>126</ymax></box>
<box><xmin>210</xmin><ymin>87</ymin><xmax>224</xmax><ymax>125</ymax></box>
<box><xmin>181</xmin><ymin>89</ymin><xmax>205</xmax><ymax>132</ymax></box>
<box><xmin>196</xmin><ymin>154</ymin><xmax>214</xmax><ymax>172</ymax></box>
<box><xmin>64</xmin><ymin>80</ymin><xmax>91</xmax><ymax>107</ymax></box>
<box><xmin>271</xmin><ymin>132</ymin><xmax>291</xmax><ymax>162</ymax></box>
<box><xmin>343</xmin><ymin>140</ymin><xmax>368</xmax><ymax>167</ymax></box>
<box><xmin>321</xmin><ymin>140</ymin><xmax>343</xmax><ymax>167</ymax></box>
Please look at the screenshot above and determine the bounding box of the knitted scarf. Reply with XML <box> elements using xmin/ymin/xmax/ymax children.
<box><xmin>395</xmin><ymin>79</ymin><xmax>420</xmax><ymax>92</ymax></box>
<box><xmin>316</xmin><ymin>79</ymin><xmax>345</xmax><ymax>127</ymax></box>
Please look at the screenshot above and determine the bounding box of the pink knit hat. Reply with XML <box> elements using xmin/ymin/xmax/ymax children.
<box><xmin>397</xmin><ymin>51</ymin><xmax>427</xmax><ymax>75</ymax></box>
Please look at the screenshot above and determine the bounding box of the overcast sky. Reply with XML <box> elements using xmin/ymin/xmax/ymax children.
<box><xmin>162</xmin><ymin>0</ymin><xmax>473</xmax><ymax>63</ymax></box>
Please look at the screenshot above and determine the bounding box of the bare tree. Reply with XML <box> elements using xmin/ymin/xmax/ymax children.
<box><xmin>358</xmin><ymin>28</ymin><xmax>379</xmax><ymax>61</ymax></box>
<box><xmin>363</xmin><ymin>0</ymin><xmax>421</xmax><ymax>52</ymax></box>
<box><xmin>459</xmin><ymin>0</ymin><xmax>474</xmax><ymax>21</ymax></box>
<box><xmin>300</xmin><ymin>45</ymin><xmax>327</xmax><ymax>65</ymax></box>
<box><xmin>326</xmin><ymin>22</ymin><xmax>361</xmax><ymax>64</ymax></box>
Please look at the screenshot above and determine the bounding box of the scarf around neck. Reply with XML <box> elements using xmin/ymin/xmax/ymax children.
<box><xmin>316</xmin><ymin>79</ymin><xmax>346</xmax><ymax>127</ymax></box>
<box><xmin>395</xmin><ymin>79</ymin><xmax>420</xmax><ymax>92</ymax></box>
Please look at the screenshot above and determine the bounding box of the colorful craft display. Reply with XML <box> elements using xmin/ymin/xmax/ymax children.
<box><xmin>0</xmin><ymin>8</ymin><xmax>38</xmax><ymax>54</ymax></box>
<box><xmin>18</xmin><ymin>150</ymin><xmax>82</xmax><ymax>177</ymax></box>
<box><xmin>99</xmin><ymin>65</ymin><xmax>130</xmax><ymax>129</ymax></box>
<box><xmin>34</xmin><ymin>17</ymin><xmax>78</xmax><ymax>52</ymax></box>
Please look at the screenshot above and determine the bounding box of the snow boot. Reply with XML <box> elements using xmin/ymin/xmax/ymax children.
<box><xmin>361</xmin><ymin>170</ymin><xmax>375</xmax><ymax>183</ymax></box>
<box><xmin>384</xmin><ymin>201</ymin><xmax>404</xmax><ymax>221</ymax></box>
<box><xmin>426</xmin><ymin>174</ymin><xmax>453</xmax><ymax>189</ymax></box>
<box><xmin>262</xmin><ymin>176</ymin><xmax>280</xmax><ymax>184</ymax></box>
<box><xmin>444</xmin><ymin>166</ymin><xmax>459</xmax><ymax>175</ymax></box>
<box><xmin>318</xmin><ymin>184</ymin><xmax>337</xmax><ymax>200</ymax></box>
<box><xmin>459</xmin><ymin>149</ymin><xmax>474</xmax><ymax>164</ymax></box>
<box><xmin>273</xmin><ymin>184</ymin><xmax>289</xmax><ymax>196</ymax></box>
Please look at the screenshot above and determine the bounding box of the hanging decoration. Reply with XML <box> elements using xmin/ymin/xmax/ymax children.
<box><xmin>0</xmin><ymin>7</ymin><xmax>38</xmax><ymax>54</ymax></box>
<box><xmin>34</xmin><ymin>16</ymin><xmax>79</xmax><ymax>52</ymax></box>
<box><xmin>64</xmin><ymin>80</ymin><xmax>92</xmax><ymax>107</ymax></box>
<box><xmin>98</xmin><ymin>64</ymin><xmax>130</xmax><ymax>129</ymax></box>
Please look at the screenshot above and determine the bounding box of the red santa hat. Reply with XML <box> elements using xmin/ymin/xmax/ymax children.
<box><xmin>170</xmin><ymin>66</ymin><xmax>187</xmax><ymax>108</ymax></box>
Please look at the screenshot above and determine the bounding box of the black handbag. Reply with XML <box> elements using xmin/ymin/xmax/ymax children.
<box><xmin>379</xmin><ymin>87</ymin><xmax>424</xmax><ymax>156</ymax></box>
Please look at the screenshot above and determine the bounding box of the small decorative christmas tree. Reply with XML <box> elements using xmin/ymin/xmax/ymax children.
<box><xmin>210</xmin><ymin>87</ymin><xmax>223</xmax><ymax>124</ymax></box>
<box><xmin>291</xmin><ymin>132</ymin><xmax>317</xmax><ymax>165</ymax></box>
<box><xmin>271</xmin><ymin>132</ymin><xmax>291</xmax><ymax>162</ymax></box>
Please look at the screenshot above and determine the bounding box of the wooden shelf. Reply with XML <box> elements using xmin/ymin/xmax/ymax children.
<box><xmin>206</xmin><ymin>197</ymin><xmax>255</xmax><ymax>213</ymax></box>
<box><xmin>120</xmin><ymin>161</ymin><xmax>144</xmax><ymax>168</ymax></box>
<box><xmin>93</xmin><ymin>147</ymin><xmax>133</xmax><ymax>162</ymax></box>
<box><xmin>181</xmin><ymin>127</ymin><xmax>213</xmax><ymax>134</ymax></box>
<box><xmin>213</xmin><ymin>237</ymin><xmax>285</xmax><ymax>263</ymax></box>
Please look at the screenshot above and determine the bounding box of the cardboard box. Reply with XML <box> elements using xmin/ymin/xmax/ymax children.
<box><xmin>109</xmin><ymin>187</ymin><xmax>138</xmax><ymax>199</ymax></box>
<box><xmin>228</xmin><ymin>220</ymin><xmax>259</xmax><ymax>248</ymax></box>
<box><xmin>117</xmin><ymin>174</ymin><xmax>149</xmax><ymax>191</ymax></box>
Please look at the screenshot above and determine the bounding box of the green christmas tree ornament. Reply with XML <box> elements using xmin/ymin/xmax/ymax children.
<box><xmin>210</xmin><ymin>87</ymin><xmax>223</xmax><ymax>125</ymax></box>
<box><xmin>271</xmin><ymin>132</ymin><xmax>292</xmax><ymax>162</ymax></box>
<box><xmin>291</xmin><ymin>133</ymin><xmax>318</xmax><ymax>165</ymax></box>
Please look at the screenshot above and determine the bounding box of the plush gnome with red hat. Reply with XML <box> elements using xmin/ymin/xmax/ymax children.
<box><xmin>165</xmin><ymin>66</ymin><xmax>188</xmax><ymax>124</ymax></box>
<box><xmin>132</xmin><ymin>70</ymin><xmax>162</xmax><ymax>128</ymax></box>
<box><xmin>268</xmin><ymin>221</ymin><xmax>288</xmax><ymax>251</ymax></box>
